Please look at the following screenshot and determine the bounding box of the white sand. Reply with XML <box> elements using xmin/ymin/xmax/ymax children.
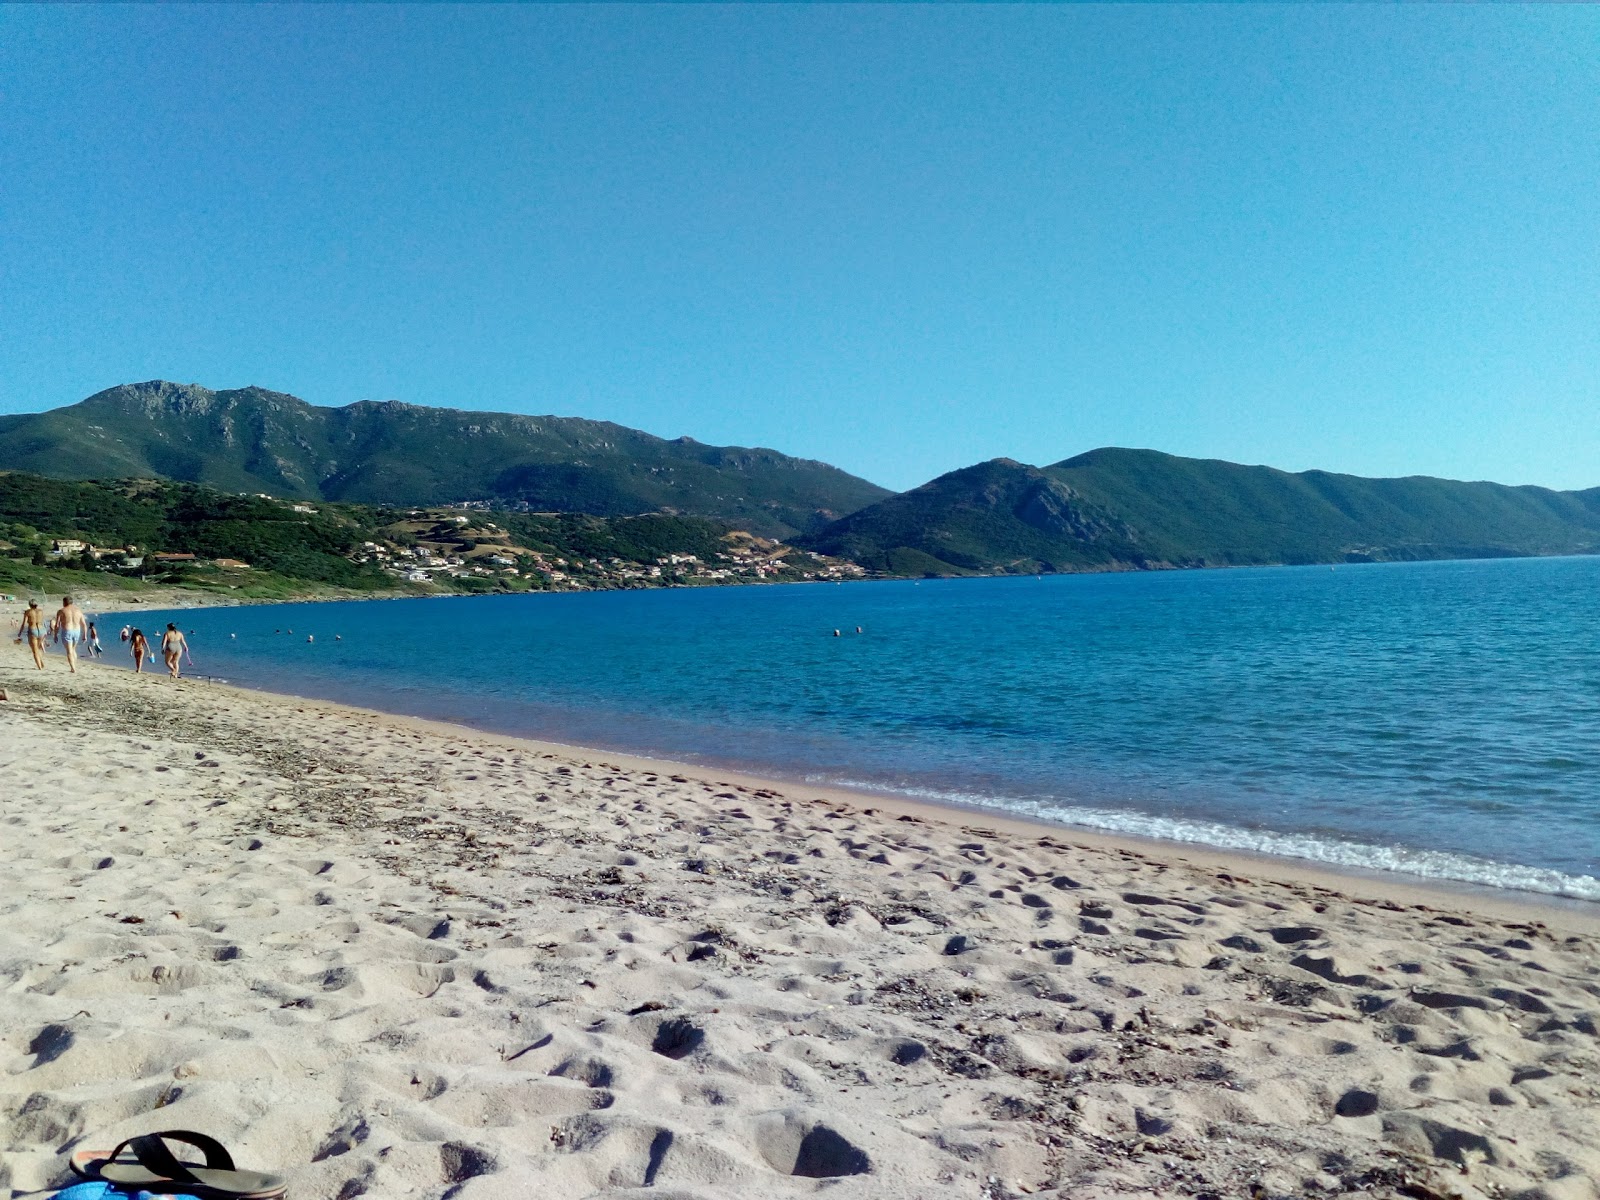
<box><xmin>3</xmin><ymin>655</ymin><xmax>1598</xmax><ymax>1200</ymax></box>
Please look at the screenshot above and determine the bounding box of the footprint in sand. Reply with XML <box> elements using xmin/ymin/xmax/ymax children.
<box><xmin>751</xmin><ymin>1111</ymin><xmax>872</xmax><ymax>1179</ymax></box>
<box><xmin>548</xmin><ymin>1055</ymin><xmax>615</xmax><ymax>1088</ymax></box>
<box><xmin>439</xmin><ymin>1142</ymin><xmax>498</xmax><ymax>1185</ymax></box>
<box><xmin>1334</xmin><ymin>1087</ymin><xmax>1382</xmax><ymax>1117</ymax></box>
<box><xmin>648</xmin><ymin>1016</ymin><xmax>706</xmax><ymax>1060</ymax></box>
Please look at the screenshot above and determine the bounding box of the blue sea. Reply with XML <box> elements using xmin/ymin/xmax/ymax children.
<box><xmin>119</xmin><ymin>556</ymin><xmax>1600</xmax><ymax>901</ymax></box>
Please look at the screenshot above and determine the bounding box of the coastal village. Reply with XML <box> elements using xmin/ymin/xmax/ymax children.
<box><xmin>2</xmin><ymin>491</ymin><xmax>868</xmax><ymax>597</ymax></box>
<box><xmin>357</xmin><ymin>511</ymin><xmax>867</xmax><ymax>589</ymax></box>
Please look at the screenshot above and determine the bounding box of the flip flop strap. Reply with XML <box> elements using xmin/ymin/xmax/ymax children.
<box><xmin>108</xmin><ymin>1131</ymin><xmax>236</xmax><ymax>1182</ymax></box>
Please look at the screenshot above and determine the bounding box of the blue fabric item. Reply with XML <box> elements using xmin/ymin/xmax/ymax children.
<box><xmin>54</xmin><ymin>1183</ymin><xmax>171</xmax><ymax>1200</ymax></box>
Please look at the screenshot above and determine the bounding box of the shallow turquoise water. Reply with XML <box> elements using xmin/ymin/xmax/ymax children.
<box><xmin>123</xmin><ymin>556</ymin><xmax>1600</xmax><ymax>899</ymax></box>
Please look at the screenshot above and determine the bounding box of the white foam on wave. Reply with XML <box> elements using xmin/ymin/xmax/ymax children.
<box><xmin>819</xmin><ymin>778</ymin><xmax>1600</xmax><ymax>902</ymax></box>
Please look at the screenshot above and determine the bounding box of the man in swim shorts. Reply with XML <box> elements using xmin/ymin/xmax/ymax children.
<box><xmin>15</xmin><ymin>600</ymin><xmax>47</xmax><ymax>670</ymax></box>
<box><xmin>53</xmin><ymin>595</ymin><xmax>89</xmax><ymax>674</ymax></box>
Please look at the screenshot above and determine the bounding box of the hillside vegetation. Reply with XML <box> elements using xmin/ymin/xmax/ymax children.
<box><xmin>0</xmin><ymin>472</ymin><xmax>861</xmax><ymax>603</ymax></box>
<box><xmin>0</xmin><ymin>381</ymin><xmax>890</xmax><ymax>539</ymax></box>
<box><xmin>0</xmin><ymin>473</ymin><xmax>397</xmax><ymax>598</ymax></box>
<box><xmin>797</xmin><ymin>452</ymin><xmax>1600</xmax><ymax>575</ymax></box>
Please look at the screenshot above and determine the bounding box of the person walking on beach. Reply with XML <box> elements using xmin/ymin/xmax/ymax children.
<box><xmin>129</xmin><ymin>627</ymin><xmax>150</xmax><ymax>674</ymax></box>
<box><xmin>15</xmin><ymin>600</ymin><xmax>48</xmax><ymax>670</ymax></box>
<box><xmin>161</xmin><ymin>623</ymin><xmax>189</xmax><ymax>679</ymax></box>
<box><xmin>52</xmin><ymin>596</ymin><xmax>89</xmax><ymax>674</ymax></box>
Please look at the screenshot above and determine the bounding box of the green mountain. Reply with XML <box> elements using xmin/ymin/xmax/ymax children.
<box><xmin>797</xmin><ymin>450</ymin><xmax>1600</xmax><ymax>575</ymax></box>
<box><xmin>0</xmin><ymin>381</ymin><xmax>890</xmax><ymax>538</ymax></box>
<box><xmin>792</xmin><ymin>458</ymin><xmax>1154</xmax><ymax>575</ymax></box>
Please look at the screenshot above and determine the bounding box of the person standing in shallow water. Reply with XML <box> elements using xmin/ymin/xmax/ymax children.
<box><xmin>15</xmin><ymin>600</ymin><xmax>47</xmax><ymax>670</ymax></box>
<box><xmin>53</xmin><ymin>595</ymin><xmax>89</xmax><ymax>674</ymax></box>
<box><xmin>129</xmin><ymin>628</ymin><xmax>150</xmax><ymax>673</ymax></box>
<box><xmin>161</xmin><ymin>623</ymin><xmax>188</xmax><ymax>679</ymax></box>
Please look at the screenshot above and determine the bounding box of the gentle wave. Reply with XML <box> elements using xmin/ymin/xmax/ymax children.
<box><xmin>820</xmin><ymin>778</ymin><xmax>1600</xmax><ymax>902</ymax></box>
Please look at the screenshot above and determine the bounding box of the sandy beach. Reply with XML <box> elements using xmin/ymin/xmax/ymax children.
<box><xmin>3</xmin><ymin>653</ymin><xmax>1598</xmax><ymax>1200</ymax></box>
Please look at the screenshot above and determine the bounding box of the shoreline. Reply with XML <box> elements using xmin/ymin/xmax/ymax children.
<box><xmin>28</xmin><ymin>645</ymin><xmax>1600</xmax><ymax>929</ymax></box>
<box><xmin>59</xmin><ymin>636</ymin><xmax>1600</xmax><ymax>920</ymax></box>
<box><xmin>11</xmin><ymin>577</ymin><xmax>1600</xmax><ymax>913</ymax></box>
<box><xmin>226</xmin><ymin>704</ymin><xmax>1600</xmax><ymax>932</ymax></box>
<box><xmin>5</xmin><ymin>655</ymin><xmax>1600</xmax><ymax>1198</ymax></box>
<box><xmin>15</xmin><ymin>547</ymin><xmax>1600</xmax><ymax>623</ymax></box>
<box><xmin>196</xmin><ymin>680</ymin><xmax>1600</xmax><ymax>926</ymax></box>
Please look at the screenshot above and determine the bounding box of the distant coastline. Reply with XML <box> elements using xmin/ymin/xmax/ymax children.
<box><xmin>11</xmin><ymin>544</ymin><xmax>1600</xmax><ymax>624</ymax></box>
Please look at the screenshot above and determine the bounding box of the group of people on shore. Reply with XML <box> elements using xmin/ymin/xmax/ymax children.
<box><xmin>13</xmin><ymin>596</ymin><xmax>189</xmax><ymax>678</ymax></box>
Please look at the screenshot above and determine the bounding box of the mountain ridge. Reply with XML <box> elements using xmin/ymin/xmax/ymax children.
<box><xmin>8</xmin><ymin>381</ymin><xmax>1600</xmax><ymax>576</ymax></box>
<box><xmin>0</xmin><ymin>381</ymin><xmax>891</xmax><ymax>538</ymax></box>
<box><xmin>796</xmin><ymin>452</ymin><xmax>1600</xmax><ymax>574</ymax></box>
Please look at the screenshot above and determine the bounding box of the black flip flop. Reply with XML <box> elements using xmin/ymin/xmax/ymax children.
<box><xmin>70</xmin><ymin>1130</ymin><xmax>287</xmax><ymax>1199</ymax></box>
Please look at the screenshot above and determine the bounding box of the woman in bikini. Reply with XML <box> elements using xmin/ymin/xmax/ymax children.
<box><xmin>129</xmin><ymin>628</ymin><xmax>150</xmax><ymax>673</ymax></box>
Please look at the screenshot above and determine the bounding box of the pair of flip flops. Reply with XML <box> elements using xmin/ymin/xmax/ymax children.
<box><xmin>69</xmin><ymin>1131</ymin><xmax>286</xmax><ymax>1199</ymax></box>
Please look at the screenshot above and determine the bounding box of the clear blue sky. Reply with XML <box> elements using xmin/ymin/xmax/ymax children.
<box><xmin>2</xmin><ymin>6</ymin><xmax>1595</xmax><ymax>493</ymax></box>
